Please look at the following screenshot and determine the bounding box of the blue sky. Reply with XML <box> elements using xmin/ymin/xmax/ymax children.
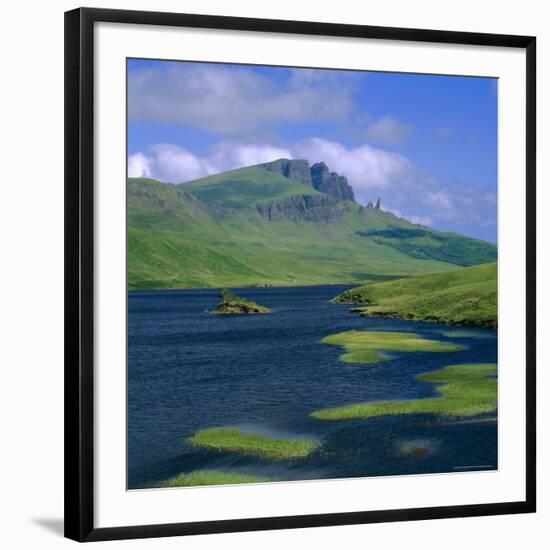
<box><xmin>128</xmin><ymin>59</ymin><xmax>497</xmax><ymax>242</ymax></box>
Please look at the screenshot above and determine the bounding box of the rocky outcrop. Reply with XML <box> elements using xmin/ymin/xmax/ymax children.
<box><xmin>260</xmin><ymin>159</ymin><xmax>356</xmax><ymax>203</ymax></box>
<box><xmin>261</xmin><ymin>159</ymin><xmax>313</xmax><ymax>187</ymax></box>
<box><xmin>310</xmin><ymin>162</ymin><xmax>356</xmax><ymax>202</ymax></box>
<box><xmin>256</xmin><ymin>193</ymin><xmax>342</xmax><ymax>223</ymax></box>
<box><xmin>365</xmin><ymin>198</ymin><xmax>382</xmax><ymax>210</ymax></box>
<box><xmin>210</xmin><ymin>289</ymin><xmax>270</xmax><ymax>314</ymax></box>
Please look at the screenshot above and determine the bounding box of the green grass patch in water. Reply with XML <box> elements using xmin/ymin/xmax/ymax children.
<box><xmin>160</xmin><ymin>470</ymin><xmax>275</xmax><ymax>487</ymax></box>
<box><xmin>188</xmin><ymin>427</ymin><xmax>320</xmax><ymax>460</ymax></box>
<box><xmin>321</xmin><ymin>330</ymin><xmax>464</xmax><ymax>365</ymax></box>
<box><xmin>311</xmin><ymin>363</ymin><xmax>497</xmax><ymax>420</ymax></box>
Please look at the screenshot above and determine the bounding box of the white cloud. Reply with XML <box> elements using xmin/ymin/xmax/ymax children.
<box><xmin>128</xmin><ymin>64</ymin><xmax>353</xmax><ymax>138</ymax></box>
<box><xmin>128</xmin><ymin>145</ymin><xmax>212</xmax><ymax>183</ymax></box>
<box><xmin>409</xmin><ymin>215</ymin><xmax>434</xmax><ymax>226</ymax></box>
<box><xmin>291</xmin><ymin>138</ymin><xmax>418</xmax><ymax>204</ymax></box>
<box><xmin>128</xmin><ymin>142</ymin><xmax>292</xmax><ymax>183</ymax></box>
<box><xmin>208</xmin><ymin>142</ymin><xmax>292</xmax><ymax>173</ymax></box>
<box><xmin>365</xmin><ymin>116</ymin><xmax>413</xmax><ymax>145</ymax></box>
<box><xmin>128</xmin><ymin>152</ymin><xmax>152</xmax><ymax>178</ymax></box>
<box><xmin>427</xmin><ymin>190</ymin><xmax>452</xmax><ymax>209</ymax></box>
<box><xmin>150</xmin><ymin>144</ymin><xmax>215</xmax><ymax>182</ymax></box>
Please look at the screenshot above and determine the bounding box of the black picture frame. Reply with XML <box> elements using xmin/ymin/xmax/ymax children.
<box><xmin>65</xmin><ymin>7</ymin><xmax>537</xmax><ymax>542</ymax></box>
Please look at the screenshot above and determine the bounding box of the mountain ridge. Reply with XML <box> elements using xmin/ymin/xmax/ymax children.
<box><xmin>127</xmin><ymin>159</ymin><xmax>496</xmax><ymax>290</ymax></box>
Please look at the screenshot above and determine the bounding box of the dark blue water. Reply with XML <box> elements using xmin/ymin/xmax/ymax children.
<box><xmin>128</xmin><ymin>285</ymin><xmax>497</xmax><ymax>489</ymax></box>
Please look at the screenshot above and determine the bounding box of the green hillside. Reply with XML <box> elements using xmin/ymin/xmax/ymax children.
<box><xmin>180</xmin><ymin>165</ymin><xmax>320</xmax><ymax>208</ymax></box>
<box><xmin>355</xmin><ymin>227</ymin><xmax>497</xmax><ymax>267</ymax></box>
<box><xmin>333</xmin><ymin>262</ymin><xmax>497</xmax><ymax>328</ymax></box>
<box><xmin>127</xmin><ymin>161</ymin><xmax>497</xmax><ymax>290</ymax></box>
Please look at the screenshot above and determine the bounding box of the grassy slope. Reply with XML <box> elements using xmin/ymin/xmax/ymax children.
<box><xmin>334</xmin><ymin>262</ymin><xmax>497</xmax><ymax>329</ymax></box>
<box><xmin>180</xmin><ymin>165</ymin><xmax>320</xmax><ymax>208</ymax></box>
<box><xmin>356</xmin><ymin>227</ymin><xmax>497</xmax><ymax>267</ymax></box>
<box><xmin>128</xmin><ymin>176</ymin><xmax>497</xmax><ymax>290</ymax></box>
<box><xmin>311</xmin><ymin>363</ymin><xmax>497</xmax><ymax>420</ymax></box>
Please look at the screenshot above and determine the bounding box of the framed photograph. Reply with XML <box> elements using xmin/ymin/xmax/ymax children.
<box><xmin>65</xmin><ymin>7</ymin><xmax>536</xmax><ymax>542</ymax></box>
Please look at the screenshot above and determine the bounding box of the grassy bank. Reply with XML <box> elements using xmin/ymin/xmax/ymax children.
<box><xmin>188</xmin><ymin>427</ymin><xmax>320</xmax><ymax>460</ymax></box>
<box><xmin>160</xmin><ymin>470</ymin><xmax>274</xmax><ymax>487</ymax></box>
<box><xmin>333</xmin><ymin>262</ymin><xmax>497</xmax><ymax>329</ymax></box>
<box><xmin>311</xmin><ymin>363</ymin><xmax>497</xmax><ymax>420</ymax></box>
<box><xmin>321</xmin><ymin>330</ymin><xmax>463</xmax><ymax>365</ymax></box>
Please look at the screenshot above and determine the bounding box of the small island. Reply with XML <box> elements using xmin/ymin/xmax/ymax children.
<box><xmin>210</xmin><ymin>289</ymin><xmax>270</xmax><ymax>315</ymax></box>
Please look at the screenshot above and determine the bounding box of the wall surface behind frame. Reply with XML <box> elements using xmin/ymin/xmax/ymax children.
<box><xmin>0</xmin><ymin>0</ymin><xmax>546</xmax><ymax>548</ymax></box>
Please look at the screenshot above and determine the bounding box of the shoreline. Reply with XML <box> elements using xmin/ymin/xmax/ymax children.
<box><xmin>128</xmin><ymin>284</ymin><xmax>496</xmax><ymax>331</ymax></box>
<box><xmin>347</xmin><ymin>306</ymin><xmax>498</xmax><ymax>331</ymax></box>
<box><xmin>128</xmin><ymin>282</ymin><xmax>360</xmax><ymax>293</ymax></box>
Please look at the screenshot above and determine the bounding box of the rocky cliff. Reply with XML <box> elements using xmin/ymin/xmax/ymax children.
<box><xmin>260</xmin><ymin>159</ymin><xmax>356</xmax><ymax>203</ymax></box>
<box><xmin>256</xmin><ymin>193</ymin><xmax>342</xmax><ymax>223</ymax></box>
<box><xmin>310</xmin><ymin>162</ymin><xmax>356</xmax><ymax>202</ymax></box>
<box><xmin>366</xmin><ymin>198</ymin><xmax>382</xmax><ymax>210</ymax></box>
<box><xmin>261</xmin><ymin>159</ymin><xmax>313</xmax><ymax>187</ymax></box>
